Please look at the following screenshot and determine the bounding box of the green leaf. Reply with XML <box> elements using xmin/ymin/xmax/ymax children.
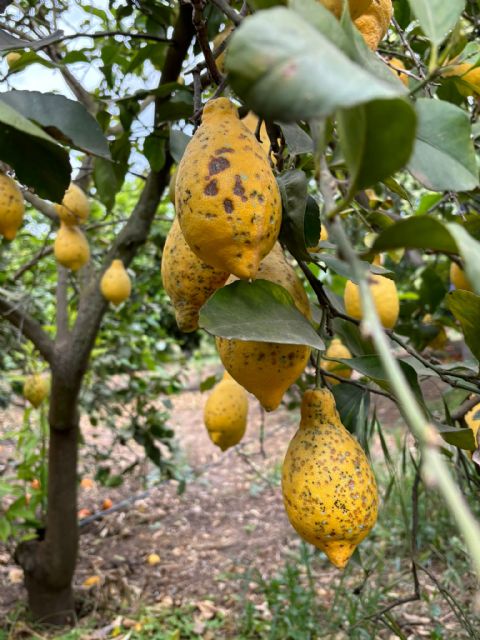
<box><xmin>278</xmin><ymin>169</ymin><xmax>315</xmax><ymax>260</ymax></box>
<box><xmin>338</xmin><ymin>98</ymin><xmax>416</xmax><ymax>190</ymax></box>
<box><xmin>226</xmin><ymin>8</ymin><xmax>403</xmax><ymax>122</ymax></box>
<box><xmin>304</xmin><ymin>196</ymin><xmax>321</xmax><ymax>249</ymax></box>
<box><xmin>446</xmin><ymin>291</ymin><xmax>480</xmax><ymax>363</ymax></box>
<box><xmin>437</xmin><ymin>426</ymin><xmax>476</xmax><ymax>450</ymax></box>
<box><xmin>155</xmin><ymin>89</ymin><xmax>193</xmax><ymax>122</ymax></box>
<box><xmin>418</xmin><ymin>265</ymin><xmax>447</xmax><ymax>309</ymax></box>
<box><xmin>0</xmin><ymin>91</ymin><xmax>111</xmax><ymax>159</ymax></box>
<box><xmin>316</xmin><ymin>254</ymin><xmax>391</xmax><ymax>283</ymax></box>
<box><xmin>200</xmin><ymin>375</ymin><xmax>218</xmax><ymax>392</ymax></box>
<box><xmin>169</xmin><ymin>129</ymin><xmax>191</xmax><ymax>164</ymax></box>
<box><xmin>95</xmin><ymin>133</ymin><xmax>132</xmax><ymax>207</ymax></box>
<box><xmin>94</xmin><ymin>158</ymin><xmax>117</xmax><ymax>210</ymax></box>
<box><xmin>331</xmin><ymin>318</ymin><xmax>376</xmax><ymax>356</ymax></box>
<box><xmin>0</xmin><ymin>100</ymin><xmax>70</xmax><ymax>201</ymax></box>
<box><xmin>0</xmin><ymin>518</ymin><xmax>11</xmax><ymax>541</ymax></box>
<box><xmin>3</xmin><ymin>51</ymin><xmax>55</xmax><ymax>72</ymax></box>
<box><xmin>199</xmin><ymin>279</ymin><xmax>324</xmax><ymax>349</ymax></box>
<box><xmin>144</xmin><ymin>132</ymin><xmax>166</xmax><ymax>172</ymax></box>
<box><xmin>338</xmin><ymin>355</ymin><xmax>426</xmax><ymax>409</ymax></box>
<box><xmin>372</xmin><ymin>217</ymin><xmax>458</xmax><ymax>253</ymax></box>
<box><xmin>332</xmin><ymin>384</ymin><xmax>370</xmax><ymax>434</ymax></box>
<box><xmin>277</xmin><ymin>122</ymin><xmax>313</xmax><ymax>155</ymax></box>
<box><xmin>408</xmin><ymin>99</ymin><xmax>478</xmax><ymax>192</ymax></box>
<box><xmin>446</xmin><ymin>223</ymin><xmax>480</xmax><ymax>296</ymax></box>
<box><xmin>247</xmin><ymin>0</ymin><xmax>287</xmax><ymax>8</ymax></box>
<box><xmin>407</xmin><ymin>0</ymin><xmax>465</xmax><ymax>45</ymax></box>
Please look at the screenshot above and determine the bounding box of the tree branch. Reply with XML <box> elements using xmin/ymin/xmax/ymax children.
<box><xmin>22</xmin><ymin>190</ymin><xmax>59</xmax><ymax>222</ymax></box>
<box><xmin>41</xmin><ymin>30</ymin><xmax>172</xmax><ymax>47</ymax></box>
<box><xmin>12</xmin><ymin>246</ymin><xmax>54</xmax><ymax>282</ymax></box>
<box><xmin>56</xmin><ymin>266</ymin><xmax>69</xmax><ymax>342</ymax></box>
<box><xmin>209</xmin><ymin>0</ymin><xmax>243</xmax><ymax>25</ymax></box>
<box><xmin>192</xmin><ymin>0</ymin><xmax>222</xmax><ymax>85</ymax></box>
<box><xmin>451</xmin><ymin>395</ymin><xmax>480</xmax><ymax>422</ymax></box>
<box><xmin>67</xmin><ymin>3</ymin><xmax>195</xmax><ymax>380</ymax></box>
<box><xmin>0</xmin><ymin>295</ymin><xmax>54</xmax><ymax>364</ymax></box>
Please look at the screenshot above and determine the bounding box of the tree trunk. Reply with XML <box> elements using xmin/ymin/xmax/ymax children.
<box><xmin>11</xmin><ymin>5</ymin><xmax>194</xmax><ymax>624</ymax></box>
<box><xmin>15</xmin><ymin>372</ymin><xmax>80</xmax><ymax>625</ymax></box>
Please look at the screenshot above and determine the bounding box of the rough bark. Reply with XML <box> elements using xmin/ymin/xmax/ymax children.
<box><xmin>15</xmin><ymin>407</ymin><xmax>79</xmax><ymax>625</ymax></box>
<box><xmin>11</xmin><ymin>3</ymin><xmax>195</xmax><ymax>625</ymax></box>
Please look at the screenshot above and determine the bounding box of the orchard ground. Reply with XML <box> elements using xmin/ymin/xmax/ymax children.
<box><xmin>0</xmin><ymin>353</ymin><xmax>479</xmax><ymax>639</ymax></box>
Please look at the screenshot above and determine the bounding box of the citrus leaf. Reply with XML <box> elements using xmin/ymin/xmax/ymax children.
<box><xmin>446</xmin><ymin>291</ymin><xmax>480</xmax><ymax>363</ymax></box>
<box><xmin>407</xmin><ymin>0</ymin><xmax>465</xmax><ymax>45</ymax></box>
<box><xmin>226</xmin><ymin>7</ymin><xmax>402</xmax><ymax>122</ymax></box>
<box><xmin>169</xmin><ymin>129</ymin><xmax>191</xmax><ymax>164</ymax></box>
<box><xmin>372</xmin><ymin>217</ymin><xmax>457</xmax><ymax>253</ymax></box>
<box><xmin>144</xmin><ymin>132</ymin><xmax>166</xmax><ymax>172</ymax></box>
<box><xmin>0</xmin><ymin>91</ymin><xmax>111</xmax><ymax>159</ymax></box>
<box><xmin>0</xmin><ymin>100</ymin><xmax>70</xmax><ymax>201</ymax></box>
<box><xmin>336</xmin><ymin>355</ymin><xmax>426</xmax><ymax>409</ymax></box>
<box><xmin>331</xmin><ymin>318</ymin><xmax>376</xmax><ymax>356</ymax></box>
<box><xmin>199</xmin><ymin>279</ymin><xmax>323</xmax><ymax>349</ymax></box>
<box><xmin>437</xmin><ymin>426</ymin><xmax>476</xmax><ymax>450</ymax></box>
<box><xmin>278</xmin><ymin>170</ymin><xmax>317</xmax><ymax>260</ymax></box>
<box><xmin>408</xmin><ymin>99</ymin><xmax>478</xmax><ymax>192</ymax></box>
<box><xmin>338</xmin><ymin>98</ymin><xmax>416</xmax><ymax>190</ymax></box>
<box><xmin>277</xmin><ymin>122</ymin><xmax>313</xmax><ymax>155</ymax></box>
<box><xmin>446</xmin><ymin>223</ymin><xmax>480</xmax><ymax>296</ymax></box>
<box><xmin>332</xmin><ymin>384</ymin><xmax>370</xmax><ymax>434</ymax></box>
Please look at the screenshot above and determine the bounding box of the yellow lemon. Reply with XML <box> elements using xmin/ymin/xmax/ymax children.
<box><xmin>450</xmin><ymin>262</ymin><xmax>472</xmax><ymax>292</ymax></box>
<box><xmin>23</xmin><ymin>374</ymin><xmax>50</xmax><ymax>408</ymax></box>
<box><xmin>0</xmin><ymin>173</ymin><xmax>24</xmax><ymax>240</ymax></box>
<box><xmin>354</xmin><ymin>0</ymin><xmax>393</xmax><ymax>51</ymax></box>
<box><xmin>216</xmin><ymin>244</ymin><xmax>311</xmax><ymax>412</ymax></box>
<box><xmin>176</xmin><ymin>98</ymin><xmax>282</xmax><ymax>280</ymax></box>
<box><xmin>282</xmin><ymin>388</ymin><xmax>378</xmax><ymax>569</ymax></box>
<box><xmin>344</xmin><ymin>266</ymin><xmax>399</xmax><ymax>329</ymax></box>
<box><xmin>161</xmin><ymin>217</ymin><xmax>229</xmax><ymax>332</ymax></box>
<box><xmin>54</xmin><ymin>223</ymin><xmax>90</xmax><ymax>271</ymax></box>
<box><xmin>54</xmin><ymin>183</ymin><xmax>90</xmax><ymax>226</ymax></box>
<box><xmin>321</xmin><ymin>338</ymin><xmax>352</xmax><ymax>384</ymax></box>
<box><xmin>204</xmin><ymin>371</ymin><xmax>249</xmax><ymax>451</ymax></box>
<box><xmin>100</xmin><ymin>259</ymin><xmax>132</xmax><ymax>305</ymax></box>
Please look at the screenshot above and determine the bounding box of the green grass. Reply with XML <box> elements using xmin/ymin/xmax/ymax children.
<box><xmin>227</xmin><ymin>452</ymin><xmax>480</xmax><ymax>640</ymax></box>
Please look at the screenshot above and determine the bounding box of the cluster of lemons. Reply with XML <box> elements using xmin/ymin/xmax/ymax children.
<box><xmin>162</xmin><ymin>96</ymin><xmax>380</xmax><ymax>568</ymax></box>
<box><xmin>0</xmin><ymin>175</ymin><xmax>131</xmax><ymax>304</ymax></box>
<box><xmin>0</xmin><ymin>175</ymin><xmax>131</xmax><ymax>411</ymax></box>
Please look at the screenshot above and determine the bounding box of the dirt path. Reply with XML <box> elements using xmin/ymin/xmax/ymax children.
<box><xmin>0</xmin><ymin>388</ymin><xmax>305</xmax><ymax>621</ymax></box>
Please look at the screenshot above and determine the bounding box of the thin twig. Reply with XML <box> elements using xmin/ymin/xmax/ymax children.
<box><xmin>0</xmin><ymin>295</ymin><xmax>54</xmax><ymax>364</ymax></box>
<box><xmin>319</xmin><ymin>365</ymin><xmax>395</xmax><ymax>401</ymax></box>
<box><xmin>209</xmin><ymin>0</ymin><xmax>243</xmax><ymax>25</ymax></box>
<box><xmin>451</xmin><ymin>395</ymin><xmax>480</xmax><ymax>422</ymax></box>
<box><xmin>22</xmin><ymin>190</ymin><xmax>59</xmax><ymax>222</ymax></box>
<box><xmin>192</xmin><ymin>0</ymin><xmax>222</xmax><ymax>85</ymax></box>
<box><xmin>41</xmin><ymin>30</ymin><xmax>172</xmax><ymax>47</ymax></box>
<box><xmin>392</xmin><ymin>16</ymin><xmax>431</xmax><ymax>97</ymax></box>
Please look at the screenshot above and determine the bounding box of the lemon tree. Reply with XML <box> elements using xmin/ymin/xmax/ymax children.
<box><xmin>0</xmin><ymin>0</ymin><xmax>479</xmax><ymax>627</ymax></box>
